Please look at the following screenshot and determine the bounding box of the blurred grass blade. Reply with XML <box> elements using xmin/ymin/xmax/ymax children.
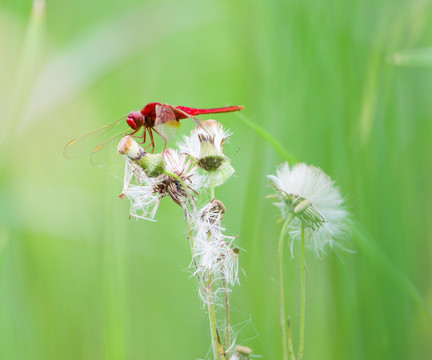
<box><xmin>243</xmin><ymin>117</ymin><xmax>432</xmax><ymax>323</ymax></box>
<box><xmin>0</xmin><ymin>227</ymin><xmax>9</xmax><ymax>256</ymax></box>
<box><xmin>392</xmin><ymin>47</ymin><xmax>432</xmax><ymax>67</ymax></box>
<box><xmin>3</xmin><ymin>0</ymin><xmax>45</xmax><ymax>142</ymax></box>
<box><xmin>21</xmin><ymin>1</ymin><xmax>222</xmax><ymax>128</ymax></box>
<box><xmin>353</xmin><ymin>224</ymin><xmax>432</xmax><ymax>324</ymax></box>
<box><xmin>236</xmin><ymin>112</ymin><xmax>298</xmax><ymax>163</ymax></box>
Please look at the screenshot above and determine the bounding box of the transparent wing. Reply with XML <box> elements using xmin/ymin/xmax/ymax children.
<box><xmin>89</xmin><ymin>128</ymin><xmax>132</xmax><ymax>167</ymax></box>
<box><xmin>173</xmin><ymin>107</ymin><xmax>209</xmax><ymax>133</ymax></box>
<box><xmin>63</xmin><ymin>116</ymin><xmax>129</xmax><ymax>159</ymax></box>
<box><xmin>154</xmin><ymin>104</ymin><xmax>181</xmax><ymax>142</ymax></box>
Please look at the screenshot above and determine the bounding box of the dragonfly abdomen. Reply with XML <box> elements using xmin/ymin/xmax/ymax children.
<box><xmin>175</xmin><ymin>105</ymin><xmax>244</xmax><ymax>117</ymax></box>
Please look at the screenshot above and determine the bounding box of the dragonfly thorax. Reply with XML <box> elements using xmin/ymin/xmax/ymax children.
<box><xmin>126</xmin><ymin>111</ymin><xmax>144</xmax><ymax>130</ymax></box>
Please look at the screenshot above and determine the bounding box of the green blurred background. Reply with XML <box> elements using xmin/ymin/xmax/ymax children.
<box><xmin>1</xmin><ymin>0</ymin><xmax>431</xmax><ymax>359</ymax></box>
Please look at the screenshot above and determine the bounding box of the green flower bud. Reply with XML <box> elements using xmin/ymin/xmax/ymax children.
<box><xmin>118</xmin><ymin>136</ymin><xmax>165</xmax><ymax>177</ymax></box>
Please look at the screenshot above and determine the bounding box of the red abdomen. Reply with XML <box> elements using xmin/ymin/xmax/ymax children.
<box><xmin>175</xmin><ymin>105</ymin><xmax>244</xmax><ymax>118</ymax></box>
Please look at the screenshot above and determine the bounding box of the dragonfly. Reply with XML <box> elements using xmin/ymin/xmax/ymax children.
<box><xmin>64</xmin><ymin>102</ymin><xmax>244</xmax><ymax>166</ymax></box>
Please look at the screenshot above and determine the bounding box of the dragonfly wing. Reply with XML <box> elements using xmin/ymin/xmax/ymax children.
<box><xmin>173</xmin><ymin>107</ymin><xmax>202</xmax><ymax>127</ymax></box>
<box><xmin>64</xmin><ymin>116</ymin><xmax>129</xmax><ymax>159</ymax></box>
<box><xmin>154</xmin><ymin>104</ymin><xmax>180</xmax><ymax>141</ymax></box>
<box><xmin>90</xmin><ymin>128</ymin><xmax>132</xmax><ymax>167</ymax></box>
<box><xmin>172</xmin><ymin>107</ymin><xmax>210</xmax><ymax>135</ymax></box>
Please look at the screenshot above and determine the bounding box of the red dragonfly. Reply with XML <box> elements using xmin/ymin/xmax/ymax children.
<box><xmin>64</xmin><ymin>102</ymin><xmax>244</xmax><ymax>165</ymax></box>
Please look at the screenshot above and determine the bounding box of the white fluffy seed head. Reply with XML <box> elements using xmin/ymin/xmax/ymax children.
<box><xmin>119</xmin><ymin>148</ymin><xmax>203</xmax><ymax>221</ymax></box>
<box><xmin>268</xmin><ymin>162</ymin><xmax>349</xmax><ymax>256</ymax></box>
<box><xmin>190</xmin><ymin>201</ymin><xmax>240</xmax><ymax>296</ymax></box>
<box><xmin>119</xmin><ymin>159</ymin><xmax>160</xmax><ymax>221</ymax></box>
<box><xmin>177</xmin><ymin>120</ymin><xmax>235</xmax><ymax>186</ymax></box>
<box><xmin>178</xmin><ymin>119</ymin><xmax>232</xmax><ymax>159</ymax></box>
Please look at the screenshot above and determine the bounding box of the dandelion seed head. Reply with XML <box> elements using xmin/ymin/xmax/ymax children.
<box><xmin>158</xmin><ymin>148</ymin><xmax>203</xmax><ymax>205</ymax></box>
<box><xmin>268</xmin><ymin>162</ymin><xmax>349</xmax><ymax>255</ymax></box>
<box><xmin>178</xmin><ymin>120</ymin><xmax>232</xmax><ymax>159</ymax></box>
<box><xmin>119</xmin><ymin>146</ymin><xmax>203</xmax><ymax>220</ymax></box>
<box><xmin>178</xmin><ymin>120</ymin><xmax>235</xmax><ymax>186</ymax></box>
<box><xmin>119</xmin><ymin>159</ymin><xmax>161</xmax><ymax>221</ymax></box>
<box><xmin>191</xmin><ymin>201</ymin><xmax>240</xmax><ymax>292</ymax></box>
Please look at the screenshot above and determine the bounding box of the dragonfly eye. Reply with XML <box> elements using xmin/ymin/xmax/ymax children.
<box><xmin>126</xmin><ymin>111</ymin><xmax>144</xmax><ymax>130</ymax></box>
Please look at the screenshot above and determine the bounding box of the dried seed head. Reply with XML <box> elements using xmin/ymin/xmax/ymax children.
<box><xmin>153</xmin><ymin>173</ymin><xmax>196</xmax><ymax>206</ymax></box>
<box><xmin>119</xmin><ymin>148</ymin><xmax>202</xmax><ymax>220</ymax></box>
<box><xmin>192</xmin><ymin>201</ymin><xmax>239</xmax><ymax>289</ymax></box>
<box><xmin>200</xmin><ymin>199</ymin><xmax>226</xmax><ymax>223</ymax></box>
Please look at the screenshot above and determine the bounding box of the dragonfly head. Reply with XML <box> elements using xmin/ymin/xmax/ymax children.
<box><xmin>126</xmin><ymin>111</ymin><xmax>144</xmax><ymax>130</ymax></box>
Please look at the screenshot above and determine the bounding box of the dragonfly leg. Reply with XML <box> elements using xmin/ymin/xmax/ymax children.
<box><xmin>146</xmin><ymin>128</ymin><xmax>156</xmax><ymax>153</ymax></box>
<box><xmin>136</xmin><ymin>128</ymin><xmax>147</xmax><ymax>144</ymax></box>
<box><xmin>152</xmin><ymin>127</ymin><xmax>168</xmax><ymax>151</ymax></box>
<box><xmin>143</xmin><ymin>128</ymin><xmax>154</xmax><ymax>151</ymax></box>
<box><xmin>129</xmin><ymin>128</ymin><xmax>139</xmax><ymax>136</ymax></box>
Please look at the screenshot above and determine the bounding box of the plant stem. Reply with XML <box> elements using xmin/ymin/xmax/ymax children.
<box><xmin>222</xmin><ymin>277</ymin><xmax>231</xmax><ymax>351</ymax></box>
<box><xmin>298</xmin><ymin>223</ymin><xmax>306</xmax><ymax>360</ymax></box>
<box><xmin>207</xmin><ymin>278</ymin><xmax>224</xmax><ymax>359</ymax></box>
<box><xmin>287</xmin><ymin>317</ymin><xmax>295</xmax><ymax>360</ymax></box>
<box><xmin>207</xmin><ymin>176</ymin><xmax>225</xmax><ymax>359</ymax></box>
<box><xmin>210</xmin><ymin>172</ymin><xmax>215</xmax><ymax>199</ymax></box>
<box><xmin>278</xmin><ymin>216</ymin><xmax>294</xmax><ymax>360</ymax></box>
<box><xmin>169</xmin><ymin>169</ymin><xmax>212</xmax><ymax>360</ymax></box>
<box><xmin>236</xmin><ymin>112</ymin><xmax>298</xmax><ymax>164</ymax></box>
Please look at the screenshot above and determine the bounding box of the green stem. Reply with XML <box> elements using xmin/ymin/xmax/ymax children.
<box><xmin>222</xmin><ymin>277</ymin><xmax>231</xmax><ymax>351</ymax></box>
<box><xmin>207</xmin><ymin>278</ymin><xmax>224</xmax><ymax>359</ymax></box>
<box><xmin>278</xmin><ymin>216</ymin><xmax>294</xmax><ymax>360</ymax></box>
<box><xmin>210</xmin><ymin>173</ymin><xmax>215</xmax><ymax>199</ymax></box>
<box><xmin>207</xmin><ymin>175</ymin><xmax>225</xmax><ymax>358</ymax></box>
<box><xmin>298</xmin><ymin>223</ymin><xmax>306</xmax><ymax>360</ymax></box>
<box><xmin>287</xmin><ymin>317</ymin><xmax>295</xmax><ymax>360</ymax></box>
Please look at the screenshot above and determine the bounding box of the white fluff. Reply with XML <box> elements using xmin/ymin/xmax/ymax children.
<box><xmin>177</xmin><ymin>120</ymin><xmax>235</xmax><ymax>186</ymax></box>
<box><xmin>120</xmin><ymin>149</ymin><xmax>203</xmax><ymax>221</ymax></box>
<box><xmin>268</xmin><ymin>163</ymin><xmax>349</xmax><ymax>256</ymax></box>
